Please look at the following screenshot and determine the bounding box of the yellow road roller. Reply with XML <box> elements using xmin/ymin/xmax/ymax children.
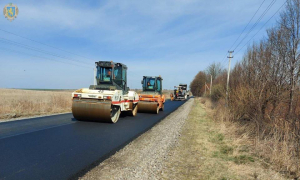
<box><xmin>72</xmin><ymin>61</ymin><xmax>139</xmax><ymax>123</ymax></box>
<box><xmin>138</xmin><ymin>76</ymin><xmax>165</xmax><ymax>114</ymax></box>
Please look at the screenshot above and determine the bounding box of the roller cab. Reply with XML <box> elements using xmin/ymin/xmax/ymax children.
<box><xmin>71</xmin><ymin>61</ymin><xmax>139</xmax><ymax>123</ymax></box>
<box><xmin>138</xmin><ymin>76</ymin><xmax>165</xmax><ymax>114</ymax></box>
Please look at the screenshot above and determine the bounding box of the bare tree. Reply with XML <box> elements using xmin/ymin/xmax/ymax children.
<box><xmin>280</xmin><ymin>0</ymin><xmax>300</xmax><ymax>115</ymax></box>
<box><xmin>206</xmin><ymin>62</ymin><xmax>223</xmax><ymax>82</ymax></box>
<box><xmin>203</xmin><ymin>0</ymin><xmax>300</xmax><ymax>174</ymax></box>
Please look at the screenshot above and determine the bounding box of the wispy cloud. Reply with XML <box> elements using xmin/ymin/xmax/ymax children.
<box><xmin>0</xmin><ymin>0</ymin><xmax>286</xmax><ymax>89</ymax></box>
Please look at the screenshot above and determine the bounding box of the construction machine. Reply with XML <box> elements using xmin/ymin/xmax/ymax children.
<box><xmin>171</xmin><ymin>83</ymin><xmax>189</xmax><ymax>101</ymax></box>
<box><xmin>71</xmin><ymin>61</ymin><xmax>139</xmax><ymax>123</ymax></box>
<box><xmin>138</xmin><ymin>76</ymin><xmax>165</xmax><ymax>114</ymax></box>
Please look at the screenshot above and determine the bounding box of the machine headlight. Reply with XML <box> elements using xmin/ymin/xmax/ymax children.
<box><xmin>74</xmin><ymin>94</ymin><xmax>81</xmax><ymax>98</ymax></box>
<box><xmin>103</xmin><ymin>96</ymin><xmax>111</xmax><ymax>100</ymax></box>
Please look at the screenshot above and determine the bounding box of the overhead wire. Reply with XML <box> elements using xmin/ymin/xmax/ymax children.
<box><xmin>233</xmin><ymin>0</ymin><xmax>277</xmax><ymax>51</ymax></box>
<box><xmin>220</xmin><ymin>0</ymin><xmax>282</xmax><ymax>70</ymax></box>
<box><xmin>220</xmin><ymin>0</ymin><xmax>270</xmax><ymax>69</ymax></box>
<box><xmin>0</xmin><ymin>28</ymin><xmax>95</xmax><ymax>62</ymax></box>
<box><xmin>229</xmin><ymin>0</ymin><xmax>267</xmax><ymax>51</ymax></box>
<box><xmin>0</xmin><ymin>37</ymin><xmax>89</xmax><ymax>65</ymax></box>
<box><xmin>235</xmin><ymin>0</ymin><xmax>287</xmax><ymax>54</ymax></box>
<box><xmin>220</xmin><ymin>0</ymin><xmax>288</xmax><ymax>82</ymax></box>
<box><xmin>0</xmin><ymin>46</ymin><xmax>93</xmax><ymax>69</ymax></box>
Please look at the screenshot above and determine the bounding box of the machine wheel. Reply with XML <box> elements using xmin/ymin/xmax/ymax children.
<box><xmin>160</xmin><ymin>103</ymin><xmax>164</xmax><ymax>111</ymax></box>
<box><xmin>128</xmin><ymin>104</ymin><xmax>138</xmax><ymax>116</ymax></box>
<box><xmin>72</xmin><ymin>100</ymin><xmax>122</xmax><ymax>123</ymax></box>
<box><xmin>111</xmin><ymin>106</ymin><xmax>121</xmax><ymax>123</ymax></box>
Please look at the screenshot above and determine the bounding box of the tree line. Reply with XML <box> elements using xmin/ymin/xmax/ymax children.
<box><xmin>190</xmin><ymin>0</ymin><xmax>300</xmax><ymax>175</ymax></box>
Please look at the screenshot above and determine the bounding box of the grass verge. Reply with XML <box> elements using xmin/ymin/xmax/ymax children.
<box><xmin>162</xmin><ymin>98</ymin><xmax>286</xmax><ymax>180</ymax></box>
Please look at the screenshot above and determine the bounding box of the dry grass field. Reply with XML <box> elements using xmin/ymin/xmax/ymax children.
<box><xmin>162</xmin><ymin>90</ymin><xmax>173</xmax><ymax>99</ymax></box>
<box><xmin>0</xmin><ymin>89</ymin><xmax>73</xmax><ymax>120</ymax></box>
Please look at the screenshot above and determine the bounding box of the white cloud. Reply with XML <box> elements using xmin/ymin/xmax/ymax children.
<box><xmin>0</xmin><ymin>0</ymin><xmax>286</xmax><ymax>89</ymax></box>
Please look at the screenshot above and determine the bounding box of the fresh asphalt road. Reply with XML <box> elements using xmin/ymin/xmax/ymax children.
<box><xmin>0</xmin><ymin>100</ymin><xmax>186</xmax><ymax>180</ymax></box>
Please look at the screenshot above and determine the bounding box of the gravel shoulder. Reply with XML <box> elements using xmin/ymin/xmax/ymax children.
<box><xmin>80</xmin><ymin>98</ymin><xmax>194</xmax><ymax>180</ymax></box>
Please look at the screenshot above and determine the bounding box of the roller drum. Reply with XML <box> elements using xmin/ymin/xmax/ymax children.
<box><xmin>138</xmin><ymin>101</ymin><xmax>159</xmax><ymax>114</ymax></box>
<box><xmin>72</xmin><ymin>99</ymin><xmax>120</xmax><ymax>123</ymax></box>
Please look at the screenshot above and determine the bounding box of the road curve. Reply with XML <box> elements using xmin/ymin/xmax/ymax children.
<box><xmin>0</xmin><ymin>100</ymin><xmax>186</xmax><ymax>180</ymax></box>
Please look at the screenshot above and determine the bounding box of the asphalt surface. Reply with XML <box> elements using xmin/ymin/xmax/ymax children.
<box><xmin>0</xmin><ymin>100</ymin><xmax>186</xmax><ymax>180</ymax></box>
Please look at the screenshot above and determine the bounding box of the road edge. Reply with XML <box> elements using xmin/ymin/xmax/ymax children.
<box><xmin>70</xmin><ymin>98</ymin><xmax>191</xmax><ymax>179</ymax></box>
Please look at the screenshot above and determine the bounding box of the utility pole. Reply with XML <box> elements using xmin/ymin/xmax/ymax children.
<box><xmin>205</xmin><ymin>82</ymin><xmax>206</xmax><ymax>95</ymax></box>
<box><xmin>226</xmin><ymin>51</ymin><xmax>234</xmax><ymax>106</ymax></box>
<box><xmin>210</xmin><ymin>74</ymin><xmax>212</xmax><ymax>95</ymax></box>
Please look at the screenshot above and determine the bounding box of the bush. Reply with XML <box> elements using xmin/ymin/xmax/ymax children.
<box><xmin>211</xmin><ymin>84</ymin><xmax>224</xmax><ymax>102</ymax></box>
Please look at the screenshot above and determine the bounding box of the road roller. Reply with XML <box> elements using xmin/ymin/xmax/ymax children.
<box><xmin>71</xmin><ymin>61</ymin><xmax>139</xmax><ymax>123</ymax></box>
<box><xmin>138</xmin><ymin>76</ymin><xmax>165</xmax><ymax>114</ymax></box>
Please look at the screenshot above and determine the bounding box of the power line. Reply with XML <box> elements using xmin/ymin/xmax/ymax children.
<box><xmin>235</xmin><ymin>0</ymin><xmax>287</xmax><ymax>54</ymax></box>
<box><xmin>220</xmin><ymin>53</ymin><xmax>229</xmax><ymax>69</ymax></box>
<box><xmin>0</xmin><ymin>28</ymin><xmax>95</xmax><ymax>62</ymax></box>
<box><xmin>0</xmin><ymin>46</ymin><xmax>93</xmax><ymax>69</ymax></box>
<box><xmin>233</xmin><ymin>0</ymin><xmax>277</xmax><ymax>51</ymax></box>
<box><xmin>229</xmin><ymin>0</ymin><xmax>267</xmax><ymax>51</ymax></box>
<box><xmin>0</xmin><ymin>37</ymin><xmax>88</xmax><ymax>65</ymax></box>
<box><xmin>220</xmin><ymin>0</ymin><xmax>269</xmax><ymax>69</ymax></box>
<box><xmin>220</xmin><ymin>0</ymin><xmax>279</xmax><ymax>69</ymax></box>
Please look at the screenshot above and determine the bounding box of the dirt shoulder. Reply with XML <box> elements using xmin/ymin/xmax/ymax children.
<box><xmin>81</xmin><ymin>97</ymin><xmax>288</xmax><ymax>180</ymax></box>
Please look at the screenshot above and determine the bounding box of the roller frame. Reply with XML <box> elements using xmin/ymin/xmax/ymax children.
<box><xmin>71</xmin><ymin>89</ymin><xmax>139</xmax><ymax>123</ymax></box>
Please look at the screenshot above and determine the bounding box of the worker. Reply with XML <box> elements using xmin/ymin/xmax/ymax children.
<box><xmin>103</xmin><ymin>69</ymin><xmax>111</xmax><ymax>82</ymax></box>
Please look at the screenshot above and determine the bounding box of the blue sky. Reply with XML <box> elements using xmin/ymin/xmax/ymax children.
<box><xmin>0</xmin><ymin>0</ymin><xmax>286</xmax><ymax>89</ymax></box>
